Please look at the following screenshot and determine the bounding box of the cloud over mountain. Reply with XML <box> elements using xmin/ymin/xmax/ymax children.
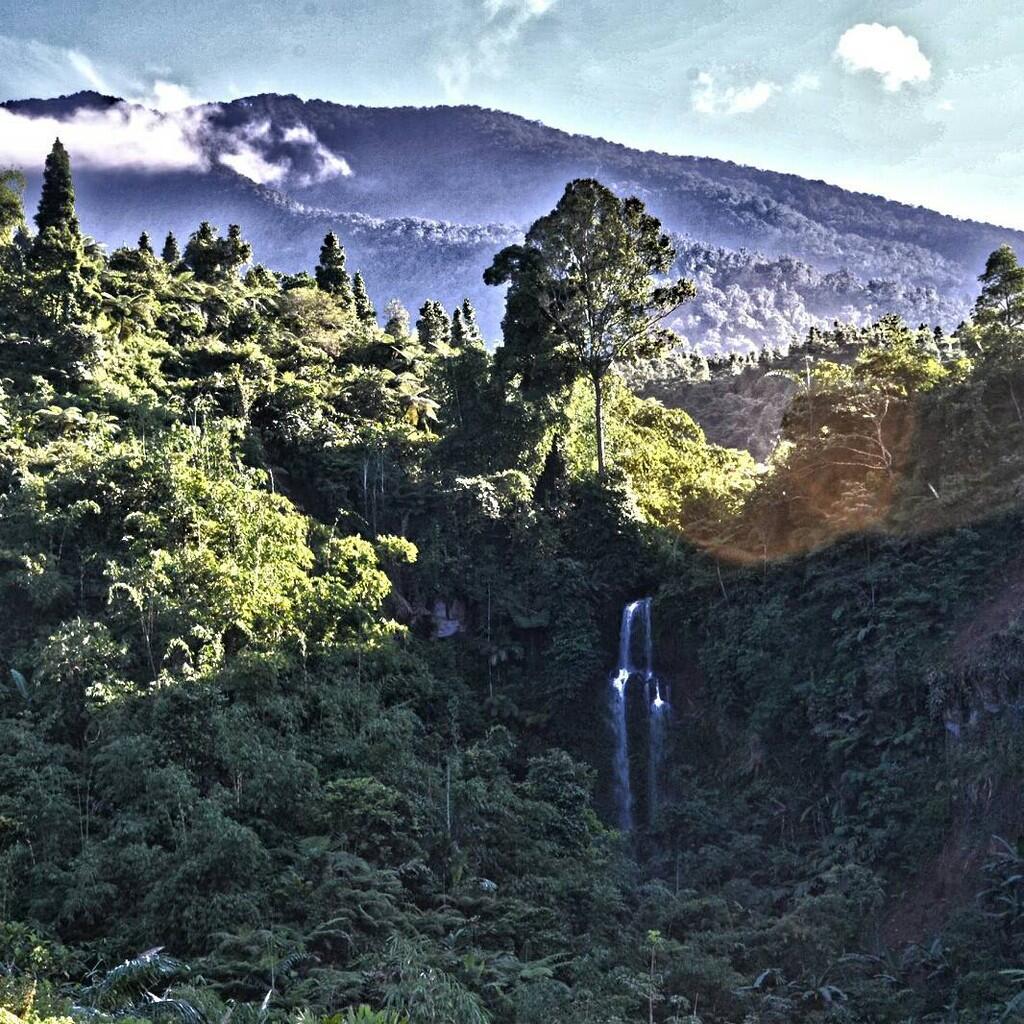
<box><xmin>0</xmin><ymin>97</ymin><xmax>352</xmax><ymax>185</ymax></box>
<box><xmin>0</xmin><ymin>102</ymin><xmax>209</xmax><ymax>171</ymax></box>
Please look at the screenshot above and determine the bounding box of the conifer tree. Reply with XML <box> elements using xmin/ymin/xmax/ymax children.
<box><xmin>28</xmin><ymin>139</ymin><xmax>98</xmax><ymax>331</ymax></box>
<box><xmin>34</xmin><ymin>139</ymin><xmax>79</xmax><ymax>236</ymax></box>
<box><xmin>184</xmin><ymin>221</ymin><xmax>220</xmax><ymax>281</ymax></box>
<box><xmin>353</xmin><ymin>271</ymin><xmax>376</xmax><ymax>324</ymax></box>
<box><xmin>315</xmin><ymin>231</ymin><xmax>353</xmax><ymax>304</ymax></box>
<box><xmin>417</xmin><ymin>299</ymin><xmax>450</xmax><ymax>350</ymax></box>
<box><xmin>451</xmin><ymin>307</ymin><xmax>467</xmax><ymax>347</ymax></box>
<box><xmin>183</xmin><ymin>222</ymin><xmax>251</xmax><ymax>282</ymax></box>
<box><xmin>451</xmin><ymin>298</ymin><xmax>484</xmax><ymax>350</ymax></box>
<box><xmin>223</xmin><ymin>224</ymin><xmax>253</xmax><ymax>274</ymax></box>
<box><xmin>138</xmin><ymin>231</ymin><xmax>154</xmax><ymax>256</ymax></box>
<box><xmin>460</xmin><ymin>298</ymin><xmax>483</xmax><ymax>346</ymax></box>
<box><xmin>161</xmin><ymin>231</ymin><xmax>180</xmax><ymax>266</ymax></box>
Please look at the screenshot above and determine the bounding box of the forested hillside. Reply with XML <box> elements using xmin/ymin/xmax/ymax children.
<box><xmin>3</xmin><ymin>91</ymin><xmax>1020</xmax><ymax>346</ymax></box>
<box><xmin>6</xmin><ymin>142</ymin><xmax>1024</xmax><ymax>1024</ymax></box>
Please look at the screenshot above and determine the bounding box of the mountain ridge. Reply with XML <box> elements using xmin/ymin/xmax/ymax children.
<box><xmin>3</xmin><ymin>90</ymin><xmax>1021</xmax><ymax>346</ymax></box>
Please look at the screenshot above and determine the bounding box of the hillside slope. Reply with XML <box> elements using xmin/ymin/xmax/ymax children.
<box><xmin>4</xmin><ymin>91</ymin><xmax>1022</xmax><ymax>344</ymax></box>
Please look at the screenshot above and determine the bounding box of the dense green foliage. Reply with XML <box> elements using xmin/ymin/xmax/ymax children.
<box><xmin>5</xmin><ymin>144</ymin><xmax>1024</xmax><ymax>1024</ymax></box>
<box><xmin>484</xmin><ymin>179</ymin><xmax>696</xmax><ymax>475</ymax></box>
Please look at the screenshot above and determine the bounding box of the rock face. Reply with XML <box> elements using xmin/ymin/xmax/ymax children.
<box><xmin>4</xmin><ymin>91</ymin><xmax>1022</xmax><ymax>345</ymax></box>
<box><xmin>433</xmin><ymin>598</ymin><xmax>465</xmax><ymax>639</ymax></box>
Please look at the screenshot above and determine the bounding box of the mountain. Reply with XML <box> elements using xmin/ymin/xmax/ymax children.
<box><xmin>4</xmin><ymin>90</ymin><xmax>1022</xmax><ymax>345</ymax></box>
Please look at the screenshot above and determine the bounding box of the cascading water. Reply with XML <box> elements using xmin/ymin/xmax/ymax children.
<box><xmin>609</xmin><ymin>600</ymin><xmax>639</xmax><ymax>831</ymax></box>
<box><xmin>609</xmin><ymin>597</ymin><xmax>669</xmax><ymax>831</ymax></box>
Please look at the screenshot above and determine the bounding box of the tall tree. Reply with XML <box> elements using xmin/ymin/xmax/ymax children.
<box><xmin>451</xmin><ymin>300</ymin><xmax>484</xmax><ymax>350</ymax></box>
<box><xmin>34</xmin><ymin>139</ymin><xmax>79</xmax><ymax>236</ymax></box>
<box><xmin>183</xmin><ymin>221</ymin><xmax>220</xmax><ymax>281</ymax></box>
<box><xmin>417</xmin><ymin>300</ymin><xmax>451</xmax><ymax>351</ymax></box>
<box><xmin>974</xmin><ymin>244</ymin><xmax>1024</xmax><ymax>344</ymax></box>
<box><xmin>485</xmin><ymin>178</ymin><xmax>695</xmax><ymax>475</ymax></box>
<box><xmin>451</xmin><ymin>307</ymin><xmax>467</xmax><ymax>348</ymax></box>
<box><xmin>28</xmin><ymin>140</ymin><xmax>98</xmax><ymax>331</ymax></box>
<box><xmin>460</xmin><ymin>298</ymin><xmax>483</xmax><ymax>346</ymax></box>
<box><xmin>161</xmin><ymin>231</ymin><xmax>180</xmax><ymax>266</ymax></box>
<box><xmin>222</xmin><ymin>224</ymin><xmax>253</xmax><ymax>275</ymax></box>
<box><xmin>315</xmin><ymin>231</ymin><xmax>353</xmax><ymax>304</ymax></box>
<box><xmin>137</xmin><ymin>231</ymin><xmax>154</xmax><ymax>256</ymax></box>
<box><xmin>353</xmin><ymin>271</ymin><xmax>376</xmax><ymax>325</ymax></box>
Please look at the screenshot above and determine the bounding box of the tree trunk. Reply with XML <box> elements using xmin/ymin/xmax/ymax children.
<box><xmin>593</xmin><ymin>373</ymin><xmax>606</xmax><ymax>476</ymax></box>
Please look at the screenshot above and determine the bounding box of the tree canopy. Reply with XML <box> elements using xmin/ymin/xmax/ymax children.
<box><xmin>5</xmin><ymin>143</ymin><xmax>1024</xmax><ymax>1024</ymax></box>
<box><xmin>485</xmin><ymin>178</ymin><xmax>695</xmax><ymax>474</ymax></box>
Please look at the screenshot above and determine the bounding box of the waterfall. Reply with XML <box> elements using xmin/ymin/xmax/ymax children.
<box><xmin>609</xmin><ymin>597</ymin><xmax>668</xmax><ymax>832</ymax></box>
<box><xmin>639</xmin><ymin>597</ymin><xmax>667</xmax><ymax>827</ymax></box>
<box><xmin>609</xmin><ymin>600</ymin><xmax>639</xmax><ymax>831</ymax></box>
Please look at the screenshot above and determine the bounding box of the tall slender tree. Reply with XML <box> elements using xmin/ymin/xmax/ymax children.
<box><xmin>417</xmin><ymin>300</ymin><xmax>451</xmax><ymax>350</ymax></box>
<box><xmin>460</xmin><ymin>298</ymin><xmax>483</xmax><ymax>346</ymax></box>
<box><xmin>451</xmin><ymin>307</ymin><xmax>467</xmax><ymax>348</ymax></box>
<box><xmin>315</xmin><ymin>231</ymin><xmax>353</xmax><ymax>304</ymax></box>
<box><xmin>161</xmin><ymin>231</ymin><xmax>180</xmax><ymax>266</ymax></box>
<box><xmin>138</xmin><ymin>231</ymin><xmax>154</xmax><ymax>256</ymax></box>
<box><xmin>353</xmin><ymin>271</ymin><xmax>376</xmax><ymax>325</ymax></box>
<box><xmin>34</xmin><ymin>139</ymin><xmax>79</xmax><ymax>236</ymax></box>
<box><xmin>223</xmin><ymin>224</ymin><xmax>253</xmax><ymax>274</ymax></box>
<box><xmin>28</xmin><ymin>139</ymin><xmax>98</xmax><ymax>331</ymax></box>
<box><xmin>451</xmin><ymin>302</ymin><xmax>485</xmax><ymax>350</ymax></box>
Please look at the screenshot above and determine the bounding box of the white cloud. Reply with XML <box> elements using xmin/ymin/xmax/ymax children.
<box><xmin>304</xmin><ymin>145</ymin><xmax>351</xmax><ymax>183</ymax></box>
<box><xmin>938</xmin><ymin>98</ymin><xmax>955</xmax><ymax>112</ymax></box>
<box><xmin>436</xmin><ymin>0</ymin><xmax>559</xmax><ymax>100</ymax></box>
<box><xmin>485</xmin><ymin>0</ymin><xmax>555</xmax><ymax>15</ymax></box>
<box><xmin>145</xmin><ymin>80</ymin><xmax>204</xmax><ymax>112</ymax></box>
<box><xmin>0</xmin><ymin>103</ymin><xmax>210</xmax><ymax>172</ymax></box>
<box><xmin>691</xmin><ymin>71</ymin><xmax>780</xmax><ymax>116</ymax></box>
<box><xmin>835</xmin><ymin>23</ymin><xmax>931</xmax><ymax>92</ymax></box>
<box><xmin>65</xmin><ymin>50</ymin><xmax>111</xmax><ymax>93</ymax></box>
<box><xmin>281</xmin><ymin>123</ymin><xmax>352</xmax><ymax>183</ymax></box>
<box><xmin>0</xmin><ymin>101</ymin><xmax>352</xmax><ymax>188</ymax></box>
<box><xmin>219</xmin><ymin>119</ymin><xmax>352</xmax><ymax>186</ymax></box>
<box><xmin>0</xmin><ymin>34</ymin><xmax>119</xmax><ymax>98</ymax></box>
<box><xmin>219</xmin><ymin>147</ymin><xmax>288</xmax><ymax>185</ymax></box>
<box><xmin>0</xmin><ymin>42</ymin><xmax>351</xmax><ymax>189</ymax></box>
<box><xmin>216</xmin><ymin>120</ymin><xmax>285</xmax><ymax>184</ymax></box>
<box><xmin>282</xmin><ymin>124</ymin><xmax>316</xmax><ymax>145</ymax></box>
<box><xmin>791</xmin><ymin>71</ymin><xmax>821</xmax><ymax>94</ymax></box>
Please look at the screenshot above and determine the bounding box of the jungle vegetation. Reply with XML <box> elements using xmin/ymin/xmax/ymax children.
<box><xmin>4</xmin><ymin>142</ymin><xmax>1024</xmax><ymax>1024</ymax></box>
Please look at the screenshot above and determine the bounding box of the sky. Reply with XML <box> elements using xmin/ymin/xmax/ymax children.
<box><xmin>0</xmin><ymin>0</ymin><xmax>1021</xmax><ymax>227</ymax></box>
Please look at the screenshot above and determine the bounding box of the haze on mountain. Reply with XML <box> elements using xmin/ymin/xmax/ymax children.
<box><xmin>3</xmin><ymin>88</ymin><xmax>1021</xmax><ymax>348</ymax></box>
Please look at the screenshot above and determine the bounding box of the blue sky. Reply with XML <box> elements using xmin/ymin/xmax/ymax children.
<box><xmin>0</xmin><ymin>0</ymin><xmax>1021</xmax><ymax>227</ymax></box>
